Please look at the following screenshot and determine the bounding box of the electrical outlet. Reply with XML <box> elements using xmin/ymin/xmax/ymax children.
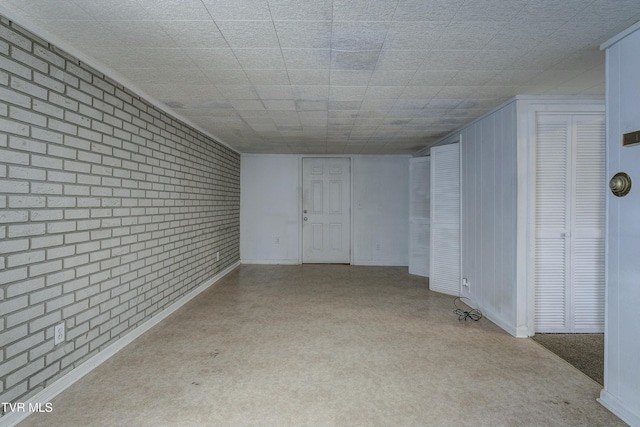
<box><xmin>462</xmin><ymin>278</ymin><xmax>470</xmax><ymax>291</ymax></box>
<box><xmin>275</xmin><ymin>236</ymin><xmax>280</xmax><ymax>244</ymax></box>
<box><xmin>375</xmin><ymin>243</ymin><xmax>380</xmax><ymax>251</ymax></box>
<box><xmin>54</xmin><ymin>322</ymin><xmax>65</xmax><ymax>345</ymax></box>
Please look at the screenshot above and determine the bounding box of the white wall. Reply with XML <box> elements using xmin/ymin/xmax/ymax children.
<box><xmin>240</xmin><ymin>155</ymin><xmax>410</xmax><ymax>266</ymax></box>
<box><xmin>352</xmin><ymin>156</ymin><xmax>410</xmax><ymax>266</ymax></box>
<box><xmin>599</xmin><ymin>23</ymin><xmax>640</xmax><ymax>427</ymax></box>
<box><xmin>459</xmin><ymin>101</ymin><xmax>519</xmax><ymax>335</ymax></box>
<box><xmin>240</xmin><ymin>155</ymin><xmax>300</xmax><ymax>264</ymax></box>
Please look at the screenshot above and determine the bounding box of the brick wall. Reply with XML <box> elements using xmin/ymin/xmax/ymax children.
<box><xmin>0</xmin><ymin>16</ymin><xmax>240</xmax><ymax>411</ymax></box>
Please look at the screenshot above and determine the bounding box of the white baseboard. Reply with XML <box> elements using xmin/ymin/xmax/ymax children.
<box><xmin>481</xmin><ymin>307</ymin><xmax>522</xmax><ymax>338</ymax></box>
<box><xmin>598</xmin><ymin>389</ymin><xmax>640</xmax><ymax>427</ymax></box>
<box><xmin>240</xmin><ymin>259</ymin><xmax>299</xmax><ymax>265</ymax></box>
<box><xmin>0</xmin><ymin>261</ymin><xmax>240</xmax><ymax>427</ymax></box>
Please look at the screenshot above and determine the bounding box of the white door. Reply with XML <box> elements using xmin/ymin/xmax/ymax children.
<box><xmin>430</xmin><ymin>143</ymin><xmax>461</xmax><ymax>295</ymax></box>
<box><xmin>302</xmin><ymin>158</ymin><xmax>351</xmax><ymax>263</ymax></box>
<box><xmin>534</xmin><ymin>113</ymin><xmax>605</xmax><ymax>333</ymax></box>
<box><xmin>409</xmin><ymin>156</ymin><xmax>430</xmax><ymax>277</ymax></box>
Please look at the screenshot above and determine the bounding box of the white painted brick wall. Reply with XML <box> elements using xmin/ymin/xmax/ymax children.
<box><xmin>0</xmin><ymin>17</ymin><xmax>240</xmax><ymax>412</ymax></box>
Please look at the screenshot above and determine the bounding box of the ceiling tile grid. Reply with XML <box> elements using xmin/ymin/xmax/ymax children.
<box><xmin>1</xmin><ymin>0</ymin><xmax>639</xmax><ymax>154</ymax></box>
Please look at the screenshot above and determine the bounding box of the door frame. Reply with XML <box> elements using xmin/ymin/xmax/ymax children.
<box><xmin>299</xmin><ymin>155</ymin><xmax>353</xmax><ymax>264</ymax></box>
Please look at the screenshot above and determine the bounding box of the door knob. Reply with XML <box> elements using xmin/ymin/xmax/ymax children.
<box><xmin>609</xmin><ymin>172</ymin><xmax>632</xmax><ymax>197</ymax></box>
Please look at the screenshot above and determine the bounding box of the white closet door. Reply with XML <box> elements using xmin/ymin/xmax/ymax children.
<box><xmin>409</xmin><ymin>156</ymin><xmax>430</xmax><ymax>277</ymax></box>
<box><xmin>571</xmin><ymin>115</ymin><xmax>605</xmax><ymax>332</ymax></box>
<box><xmin>535</xmin><ymin>114</ymin><xmax>605</xmax><ymax>332</ymax></box>
<box><xmin>430</xmin><ymin>143</ymin><xmax>460</xmax><ymax>295</ymax></box>
<box><xmin>535</xmin><ymin>114</ymin><xmax>571</xmax><ymax>332</ymax></box>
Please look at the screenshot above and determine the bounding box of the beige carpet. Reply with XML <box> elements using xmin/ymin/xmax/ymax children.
<box><xmin>18</xmin><ymin>265</ymin><xmax>622</xmax><ymax>426</ymax></box>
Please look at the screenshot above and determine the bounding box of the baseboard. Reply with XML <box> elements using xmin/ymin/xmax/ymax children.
<box><xmin>352</xmin><ymin>260</ymin><xmax>409</xmax><ymax>266</ymax></box>
<box><xmin>598</xmin><ymin>389</ymin><xmax>640</xmax><ymax>427</ymax></box>
<box><xmin>240</xmin><ymin>259</ymin><xmax>300</xmax><ymax>265</ymax></box>
<box><xmin>0</xmin><ymin>261</ymin><xmax>240</xmax><ymax>427</ymax></box>
<box><xmin>482</xmin><ymin>307</ymin><xmax>522</xmax><ymax>337</ymax></box>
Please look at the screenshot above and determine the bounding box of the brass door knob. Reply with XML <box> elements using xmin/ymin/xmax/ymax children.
<box><xmin>609</xmin><ymin>172</ymin><xmax>632</xmax><ymax>197</ymax></box>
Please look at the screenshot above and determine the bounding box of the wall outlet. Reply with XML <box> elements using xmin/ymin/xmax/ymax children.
<box><xmin>275</xmin><ymin>236</ymin><xmax>280</xmax><ymax>244</ymax></box>
<box><xmin>216</xmin><ymin>251</ymin><xmax>220</xmax><ymax>262</ymax></box>
<box><xmin>54</xmin><ymin>322</ymin><xmax>65</xmax><ymax>345</ymax></box>
<box><xmin>462</xmin><ymin>278</ymin><xmax>470</xmax><ymax>290</ymax></box>
<box><xmin>375</xmin><ymin>243</ymin><xmax>380</xmax><ymax>251</ymax></box>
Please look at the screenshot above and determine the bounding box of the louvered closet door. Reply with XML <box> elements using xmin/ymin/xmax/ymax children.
<box><xmin>571</xmin><ymin>115</ymin><xmax>605</xmax><ymax>332</ymax></box>
<box><xmin>535</xmin><ymin>114</ymin><xmax>605</xmax><ymax>333</ymax></box>
<box><xmin>430</xmin><ymin>143</ymin><xmax>460</xmax><ymax>295</ymax></box>
<box><xmin>409</xmin><ymin>156</ymin><xmax>430</xmax><ymax>277</ymax></box>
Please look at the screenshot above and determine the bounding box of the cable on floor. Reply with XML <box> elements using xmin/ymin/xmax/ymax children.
<box><xmin>453</xmin><ymin>297</ymin><xmax>482</xmax><ymax>321</ymax></box>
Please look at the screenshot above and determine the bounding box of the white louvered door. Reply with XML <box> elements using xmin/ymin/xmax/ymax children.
<box><xmin>409</xmin><ymin>156</ymin><xmax>430</xmax><ymax>277</ymax></box>
<box><xmin>571</xmin><ymin>115</ymin><xmax>605</xmax><ymax>332</ymax></box>
<box><xmin>430</xmin><ymin>143</ymin><xmax>460</xmax><ymax>295</ymax></box>
<box><xmin>534</xmin><ymin>114</ymin><xmax>605</xmax><ymax>332</ymax></box>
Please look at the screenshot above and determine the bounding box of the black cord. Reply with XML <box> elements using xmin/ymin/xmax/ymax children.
<box><xmin>453</xmin><ymin>297</ymin><xmax>482</xmax><ymax>321</ymax></box>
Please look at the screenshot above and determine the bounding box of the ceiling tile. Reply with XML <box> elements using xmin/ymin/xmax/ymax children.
<box><xmin>215</xmin><ymin>85</ymin><xmax>259</xmax><ymax>100</ymax></box>
<box><xmin>255</xmin><ymin>85</ymin><xmax>294</xmax><ymax>100</ymax></box>
<box><xmin>409</xmin><ymin>71</ymin><xmax>454</xmax><ymax>86</ymax></box>
<box><xmin>331</xmin><ymin>22</ymin><xmax>390</xmax><ymax>51</ymax></box>
<box><xmin>229</xmin><ymin>100</ymin><xmax>265</xmax><ymax>110</ymax></box>
<box><xmin>81</xmin><ymin>0</ymin><xmax>152</xmax><ymax>20</ymax></box>
<box><xmin>332</xmin><ymin>0</ymin><xmax>399</xmax><ymax>21</ymax></box>
<box><xmin>101</xmin><ymin>20</ymin><xmax>178</xmax><ymax>48</ymax></box>
<box><xmin>330</xmin><ymin>70</ymin><xmax>373</xmax><ymax>86</ymax></box>
<box><xmin>393</xmin><ymin>0</ymin><xmax>463</xmax><ymax>22</ymax></box>
<box><xmin>183</xmin><ymin>48</ymin><xmax>242</xmax><ymax>70</ymax></box>
<box><xmin>364</xmin><ymin>86</ymin><xmax>405</xmax><ymax>99</ymax></box>
<box><xmin>329</xmin><ymin>86</ymin><xmax>367</xmax><ymax>101</ymax></box>
<box><xmin>274</xmin><ymin>21</ymin><xmax>332</xmax><ymax>48</ymax></box>
<box><xmin>384</xmin><ymin>21</ymin><xmax>448</xmax><ymax>49</ymax></box>
<box><xmin>331</xmin><ymin>51</ymin><xmax>381</xmax><ymax>71</ymax></box>
<box><xmin>369</xmin><ymin>69</ymin><xmax>415</xmax><ymax>86</ymax></box>
<box><xmin>432</xmin><ymin>21</ymin><xmax>503</xmax><ymax>49</ymax></box>
<box><xmin>216</xmin><ymin>21</ymin><xmax>279</xmax><ymax>48</ymax></box>
<box><xmin>451</xmin><ymin>0</ymin><xmax>528</xmax><ymax>22</ymax></box>
<box><xmin>292</xmin><ymin>85</ymin><xmax>330</xmax><ymax>101</ymax></box>
<box><xmin>268</xmin><ymin>0</ymin><xmax>332</xmax><ymax>20</ymax></box>
<box><xmin>296</xmin><ymin>100</ymin><xmax>329</xmax><ymax>111</ymax></box>
<box><xmin>234</xmin><ymin>48</ymin><xmax>286</xmax><ymax>69</ymax></box>
<box><xmin>264</xmin><ymin>100</ymin><xmax>296</xmax><ymax>110</ymax></box>
<box><xmin>282</xmin><ymin>49</ymin><xmax>331</xmax><ymax>69</ymax></box>
<box><xmin>245</xmin><ymin>69</ymin><xmax>290</xmax><ymax>85</ymax></box>
<box><xmin>137</xmin><ymin>0</ymin><xmax>211</xmax><ymax>20</ymax></box>
<box><xmin>287</xmin><ymin>69</ymin><xmax>330</xmax><ymax>85</ymax></box>
<box><xmin>375</xmin><ymin>50</ymin><xmax>428</xmax><ymax>71</ymax></box>
<box><xmin>157</xmin><ymin>21</ymin><xmax>228</xmax><ymax>49</ymax></box>
<box><xmin>201</xmin><ymin>0</ymin><xmax>271</xmax><ymax>20</ymax></box>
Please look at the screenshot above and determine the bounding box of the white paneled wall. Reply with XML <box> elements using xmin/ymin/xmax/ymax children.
<box><xmin>240</xmin><ymin>155</ymin><xmax>300</xmax><ymax>264</ymax></box>
<box><xmin>409</xmin><ymin>157</ymin><xmax>430</xmax><ymax>277</ymax></box>
<box><xmin>352</xmin><ymin>156</ymin><xmax>410</xmax><ymax>266</ymax></box>
<box><xmin>240</xmin><ymin>155</ymin><xmax>410</xmax><ymax>266</ymax></box>
<box><xmin>459</xmin><ymin>101</ymin><xmax>518</xmax><ymax>334</ymax></box>
<box><xmin>600</xmin><ymin>23</ymin><xmax>640</xmax><ymax>427</ymax></box>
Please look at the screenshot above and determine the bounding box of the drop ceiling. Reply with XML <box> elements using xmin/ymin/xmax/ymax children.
<box><xmin>1</xmin><ymin>0</ymin><xmax>639</xmax><ymax>155</ymax></box>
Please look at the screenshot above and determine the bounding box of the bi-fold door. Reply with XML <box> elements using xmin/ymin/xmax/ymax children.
<box><xmin>534</xmin><ymin>113</ymin><xmax>605</xmax><ymax>333</ymax></box>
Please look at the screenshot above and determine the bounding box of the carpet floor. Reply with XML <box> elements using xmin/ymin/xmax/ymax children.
<box><xmin>531</xmin><ymin>333</ymin><xmax>604</xmax><ymax>385</ymax></box>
